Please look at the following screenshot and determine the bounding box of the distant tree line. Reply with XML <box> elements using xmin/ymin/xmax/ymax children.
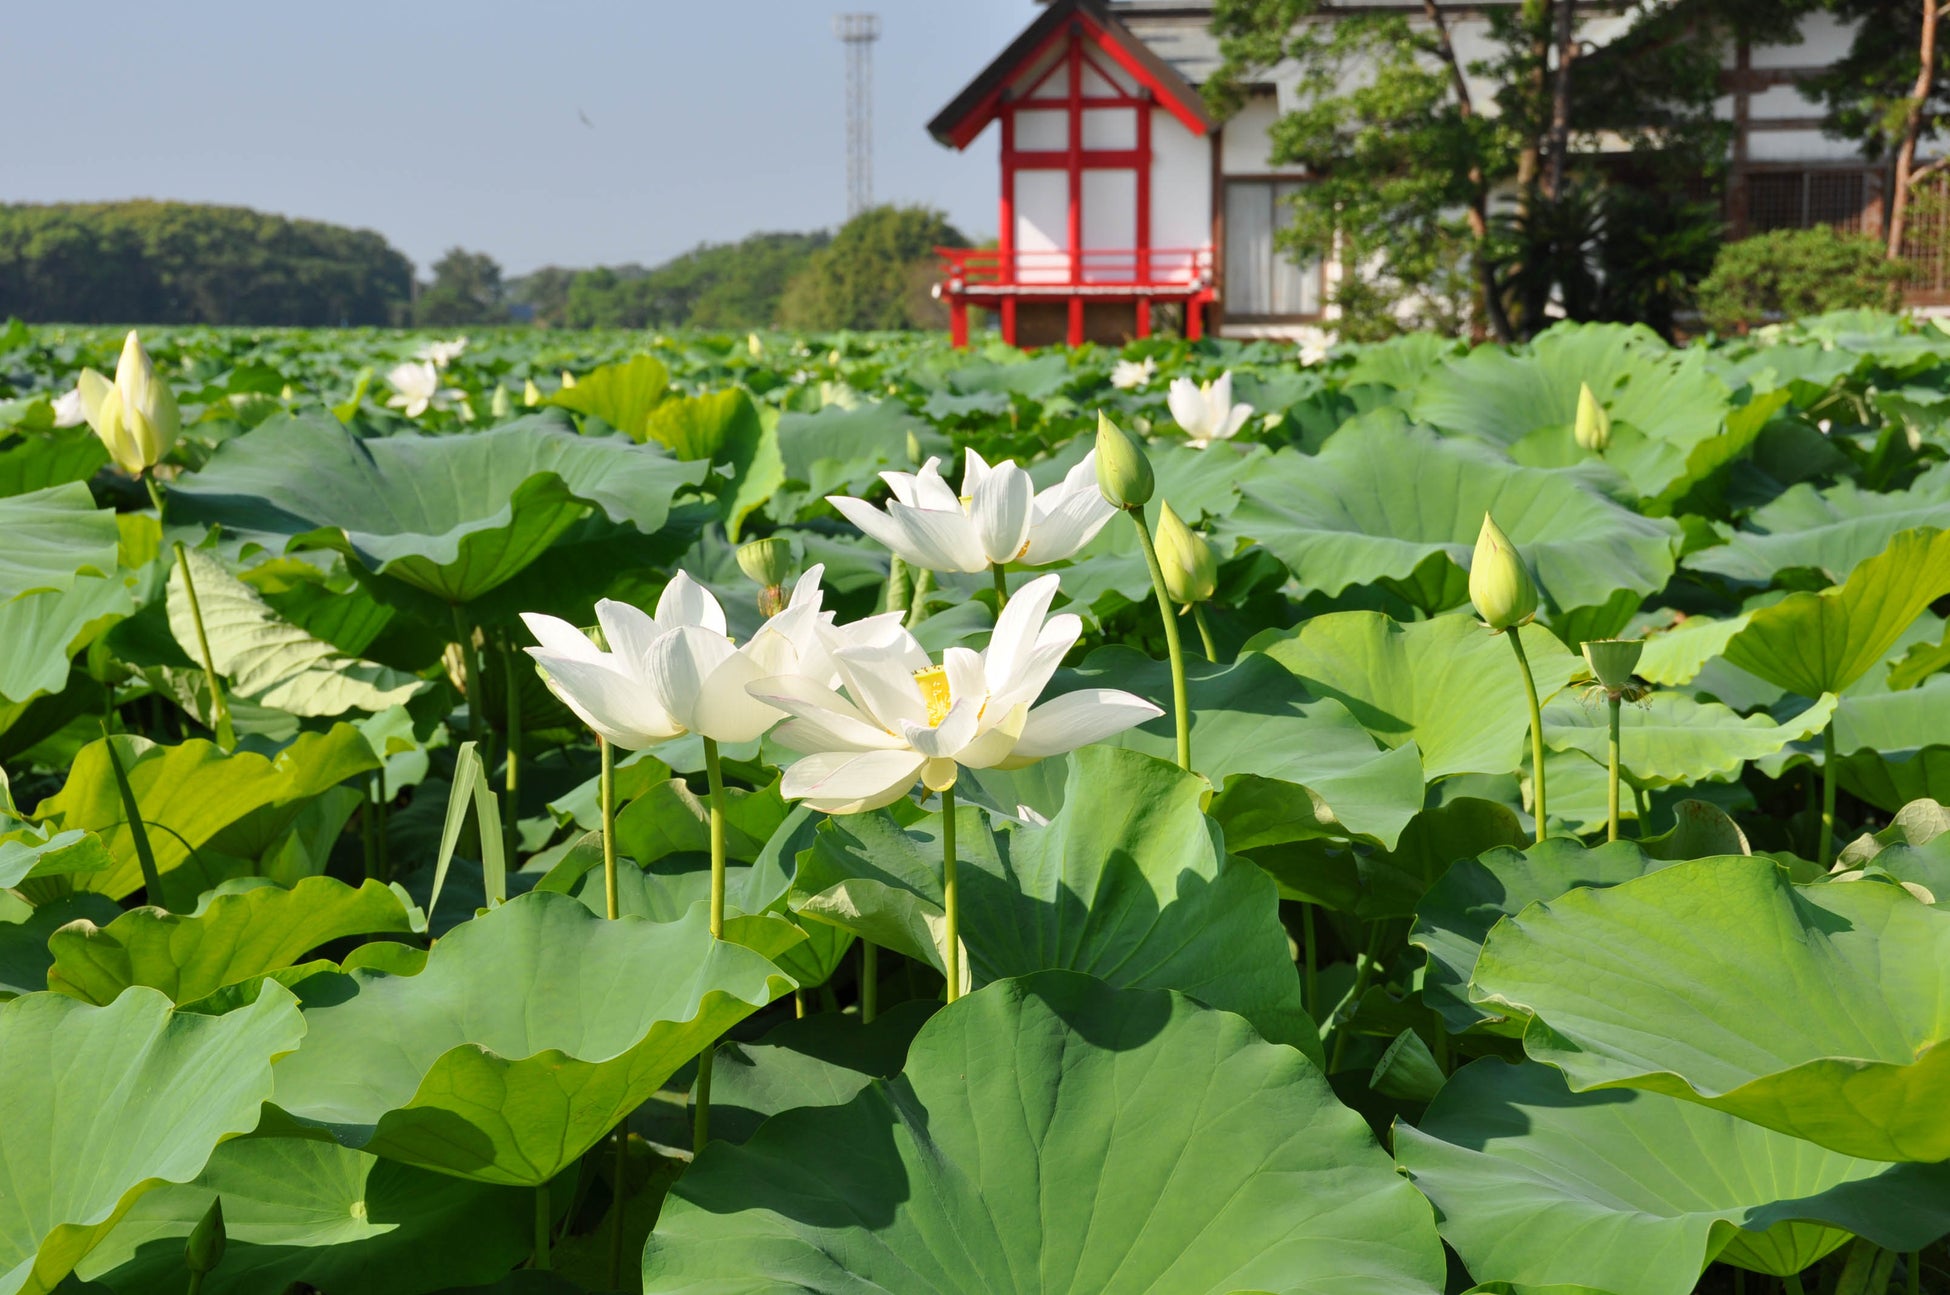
<box><xmin>0</xmin><ymin>201</ymin><xmax>412</xmax><ymax>325</ymax></box>
<box><xmin>0</xmin><ymin>200</ymin><xmax>966</xmax><ymax>332</ymax></box>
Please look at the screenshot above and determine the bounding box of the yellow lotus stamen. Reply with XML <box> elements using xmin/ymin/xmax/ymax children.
<box><xmin>914</xmin><ymin>665</ymin><xmax>952</xmax><ymax>727</ymax></box>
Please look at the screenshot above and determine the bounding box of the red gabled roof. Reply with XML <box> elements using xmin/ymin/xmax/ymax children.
<box><xmin>927</xmin><ymin>0</ymin><xmax>1217</xmax><ymax>150</ymax></box>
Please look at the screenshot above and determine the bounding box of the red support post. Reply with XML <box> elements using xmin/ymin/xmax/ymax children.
<box><xmin>1068</xmin><ymin>298</ymin><xmax>1085</xmax><ymax>347</ymax></box>
<box><xmin>1001</xmin><ymin>298</ymin><xmax>1018</xmax><ymax>346</ymax></box>
<box><xmin>950</xmin><ymin>299</ymin><xmax>969</xmax><ymax>349</ymax></box>
<box><xmin>1135</xmin><ymin>98</ymin><xmax>1152</xmax><ymax>286</ymax></box>
<box><xmin>1135</xmin><ymin>300</ymin><xmax>1151</xmax><ymax>339</ymax></box>
<box><xmin>1066</xmin><ymin>32</ymin><xmax>1083</xmax><ymax>294</ymax></box>
<box><xmin>1185</xmin><ymin>299</ymin><xmax>1203</xmax><ymax>341</ymax></box>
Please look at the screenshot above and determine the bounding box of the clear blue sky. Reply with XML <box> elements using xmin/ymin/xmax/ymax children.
<box><xmin>10</xmin><ymin>1</ymin><xmax>1043</xmax><ymax>276</ymax></box>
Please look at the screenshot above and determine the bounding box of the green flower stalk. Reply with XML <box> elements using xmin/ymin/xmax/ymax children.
<box><xmin>1472</xmin><ymin>514</ymin><xmax>1546</xmax><ymax>841</ymax></box>
<box><xmin>1097</xmin><ymin>414</ymin><xmax>1190</xmax><ymax>770</ymax></box>
<box><xmin>1583</xmin><ymin>639</ymin><xmax>1645</xmax><ymax>843</ymax></box>
<box><xmin>694</xmin><ymin>735</ymin><xmax>729</xmax><ymax>1150</ymax></box>
<box><xmin>942</xmin><ymin>785</ymin><xmax>961</xmax><ymax>1003</ymax></box>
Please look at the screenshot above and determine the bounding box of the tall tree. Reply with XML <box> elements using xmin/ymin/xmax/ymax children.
<box><xmin>414</xmin><ymin>248</ymin><xmax>504</xmax><ymax>326</ymax></box>
<box><xmin>1889</xmin><ymin>0</ymin><xmax>1944</xmax><ymax>255</ymax></box>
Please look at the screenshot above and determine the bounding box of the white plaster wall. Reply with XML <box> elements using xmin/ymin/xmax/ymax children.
<box><xmin>1015</xmin><ymin>170</ymin><xmax>1069</xmax><ymax>283</ymax></box>
<box><xmin>1220</xmin><ymin>96</ymin><xmax>1307</xmax><ymax>175</ymax></box>
<box><xmin>1751</xmin><ymin>12</ymin><xmax>1856</xmax><ymax>68</ymax></box>
<box><xmin>1083</xmin><ymin>170</ymin><xmax>1138</xmax><ymax>278</ymax></box>
<box><xmin>1747</xmin><ymin>129</ymin><xmax>1868</xmax><ymax>164</ymax></box>
<box><xmin>1016</xmin><ymin>109</ymin><xmax>1069</xmax><ymax>151</ymax></box>
<box><xmin>1151</xmin><ymin>107</ymin><xmax>1213</xmax><ymax>283</ymax></box>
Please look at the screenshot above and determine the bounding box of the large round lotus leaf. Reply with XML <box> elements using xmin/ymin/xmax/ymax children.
<box><xmin>1722</xmin><ymin>527</ymin><xmax>1950</xmax><ymax>698</ymax></box>
<box><xmin>1396</xmin><ymin>1059</ymin><xmax>1950</xmax><ymax>1295</ymax></box>
<box><xmin>1472</xmin><ymin>857</ymin><xmax>1950</xmax><ymax>1160</ymax></box>
<box><xmin>0</xmin><ymin>482</ymin><xmax>119</xmax><ymax>604</ymax></box>
<box><xmin>46</xmin><ymin>875</ymin><xmax>423</xmax><ymax>1005</ymax></box>
<box><xmin>0</xmin><ymin>575</ymin><xmax>133</xmax><ymax>705</ymax></box>
<box><xmin>0</xmin><ymin>986</ymin><xmax>304</xmax><ymax>1295</ymax></box>
<box><xmin>642</xmin><ymin>972</ymin><xmax>1446</xmax><ymax>1295</ymax></box>
<box><xmin>1541</xmin><ymin>690</ymin><xmax>1837</xmax><ymax>788</ymax></box>
<box><xmin>19</xmin><ymin>728</ymin><xmax>380</xmax><ymax>903</ymax></box>
<box><xmin>1412</xmin><ymin>838</ymin><xmax>1682</xmax><ymax>1035</ymax></box>
<box><xmin>1050</xmin><ymin>647</ymin><xmax>1426</xmax><ymax>850</ymax></box>
<box><xmin>1235</xmin><ymin>412</ymin><xmax>1678</xmax><ymax>616</ymax></box>
<box><xmin>1251</xmin><ymin>612</ymin><xmax>1581</xmax><ymax>780</ymax></box>
<box><xmin>267</xmin><ymin>889</ymin><xmax>794</xmax><ymax>1185</ymax></box>
<box><xmin>1688</xmin><ymin>463</ymin><xmax>1950</xmax><ymax>587</ymax></box>
<box><xmin>0</xmin><ymin>894</ymin><xmax>120</xmax><ymax>1000</ymax></box>
<box><xmin>711</xmin><ymin>1001</ymin><xmax>937</xmax><ymax>1144</ymax></box>
<box><xmin>167</xmin><ymin>413</ymin><xmax>709</xmax><ymax>601</ymax></box>
<box><xmin>80</xmin><ymin>1137</ymin><xmax>533</xmax><ymax>1295</ymax></box>
<box><xmin>793</xmin><ymin>746</ymin><xmax>1317</xmax><ymax>1056</ymax></box>
<box><xmin>164</xmin><ymin>548</ymin><xmax>424</xmax><ymax>718</ymax></box>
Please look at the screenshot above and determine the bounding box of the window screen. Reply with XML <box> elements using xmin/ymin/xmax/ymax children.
<box><xmin>1224</xmin><ymin>181</ymin><xmax>1321</xmax><ymax>316</ymax></box>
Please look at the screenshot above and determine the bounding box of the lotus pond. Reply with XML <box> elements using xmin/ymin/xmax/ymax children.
<box><xmin>9</xmin><ymin>313</ymin><xmax>1950</xmax><ymax>1294</ymax></box>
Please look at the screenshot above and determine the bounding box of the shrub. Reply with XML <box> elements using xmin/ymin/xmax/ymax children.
<box><xmin>1695</xmin><ymin>226</ymin><xmax>1907</xmax><ymax>332</ymax></box>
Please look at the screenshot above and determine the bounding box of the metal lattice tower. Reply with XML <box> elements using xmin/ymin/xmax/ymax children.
<box><xmin>834</xmin><ymin>13</ymin><xmax>880</xmax><ymax>219</ymax></box>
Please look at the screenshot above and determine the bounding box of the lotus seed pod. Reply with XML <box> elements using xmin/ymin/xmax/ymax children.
<box><xmin>1155</xmin><ymin>501</ymin><xmax>1217</xmax><ymax>604</ymax></box>
<box><xmin>737</xmin><ymin>537</ymin><xmax>795</xmax><ymax>614</ymax></box>
<box><xmin>185</xmin><ymin>1196</ymin><xmax>226</xmax><ymax>1275</ymax></box>
<box><xmin>1574</xmin><ymin>382</ymin><xmax>1611</xmax><ymax>454</ymax></box>
<box><xmin>1469</xmin><ymin>513</ymin><xmax>1538</xmax><ymax>632</ymax></box>
<box><xmin>1094</xmin><ymin>411</ymin><xmax>1155</xmax><ymax>509</ymax></box>
<box><xmin>1582</xmin><ymin>638</ymin><xmax>1644</xmax><ymax>692</ymax></box>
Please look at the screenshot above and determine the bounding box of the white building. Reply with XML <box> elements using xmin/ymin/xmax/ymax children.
<box><xmin>930</xmin><ymin>0</ymin><xmax>1882</xmax><ymax>345</ymax></box>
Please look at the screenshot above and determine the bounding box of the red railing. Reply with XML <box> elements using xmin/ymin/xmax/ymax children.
<box><xmin>936</xmin><ymin>246</ymin><xmax>1214</xmax><ymax>293</ymax></box>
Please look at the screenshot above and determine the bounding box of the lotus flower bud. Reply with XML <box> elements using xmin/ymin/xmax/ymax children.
<box><xmin>747</xmin><ymin>332</ymin><xmax>764</xmax><ymax>358</ymax></box>
<box><xmin>185</xmin><ymin>1197</ymin><xmax>226</xmax><ymax>1275</ymax></box>
<box><xmin>490</xmin><ymin>384</ymin><xmax>513</xmax><ymax>419</ymax></box>
<box><xmin>737</xmin><ymin>537</ymin><xmax>795</xmax><ymax>615</ymax></box>
<box><xmin>1582</xmin><ymin>638</ymin><xmax>1644</xmax><ymax>692</ymax></box>
<box><xmin>1574</xmin><ymin>382</ymin><xmax>1611</xmax><ymax>454</ymax></box>
<box><xmin>1469</xmin><ymin>513</ymin><xmax>1538</xmax><ymax>632</ymax></box>
<box><xmin>81</xmin><ymin>331</ymin><xmax>179</xmax><ymax>476</ymax></box>
<box><xmin>1155</xmin><ymin>501</ymin><xmax>1217</xmax><ymax>604</ymax></box>
<box><xmin>560</xmin><ymin>370</ymin><xmax>577</xmax><ymax>389</ymax></box>
<box><xmin>1094</xmin><ymin>412</ymin><xmax>1154</xmax><ymax>510</ymax></box>
<box><xmin>523</xmin><ymin>378</ymin><xmax>542</xmax><ymax>407</ymax></box>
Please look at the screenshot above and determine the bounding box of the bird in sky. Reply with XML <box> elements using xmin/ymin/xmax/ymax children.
<box><xmin>577</xmin><ymin>108</ymin><xmax>595</xmax><ymax>128</ymax></box>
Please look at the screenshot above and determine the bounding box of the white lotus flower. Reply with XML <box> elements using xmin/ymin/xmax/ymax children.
<box><xmin>828</xmin><ymin>449</ymin><xmax>1116</xmax><ymax>575</ymax></box>
<box><xmin>416</xmin><ymin>337</ymin><xmax>469</xmax><ymax>367</ymax></box>
<box><xmin>384</xmin><ymin>361</ymin><xmax>462</xmax><ymax>418</ymax></box>
<box><xmin>1167</xmin><ymin>372</ymin><xmax>1254</xmax><ymax>448</ymax></box>
<box><xmin>50</xmin><ymin>387</ymin><xmax>85</xmax><ymax>428</ymax></box>
<box><xmin>748</xmin><ymin>573</ymin><xmax>1162</xmax><ymax>814</ymax></box>
<box><xmin>1110</xmin><ymin>357</ymin><xmax>1156</xmax><ymax>390</ymax></box>
<box><xmin>1293</xmin><ymin>326</ymin><xmax>1335</xmax><ymax>367</ymax></box>
<box><xmin>522</xmin><ymin>567</ymin><xmax>870</xmax><ymax>750</ymax></box>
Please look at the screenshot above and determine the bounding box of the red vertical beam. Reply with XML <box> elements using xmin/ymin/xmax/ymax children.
<box><xmin>1135</xmin><ymin>300</ymin><xmax>1151</xmax><ymax>339</ymax></box>
<box><xmin>1136</xmin><ymin>97</ymin><xmax>1152</xmax><ymax>286</ymax></box>
<box><xmin>950</xmin><ymin>299</ymin><xmax>969</xmax><ymax>349</ymax></box>
<box><xmin>1000</xmin><ymin>104</ymin><xmax>1018</xmax><ymax>347</ymax></box>
<box><xmin>1067</xmin><ymin>30</ymin><xmax>1082</xmax><ymax>291</ymax></box>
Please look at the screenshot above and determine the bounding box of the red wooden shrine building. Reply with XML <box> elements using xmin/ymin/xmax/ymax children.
<box><xmin>928</xmin><ymin>0</ymin><xmax>1220</xmax><ymax>348</ymax></box>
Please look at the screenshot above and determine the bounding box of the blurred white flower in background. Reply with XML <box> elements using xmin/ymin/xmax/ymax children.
<box><xmin>1167</xmin><ymin>372</ymin><xmax>1254</xmax><ymax>449</ymax></box>
<box><xmin>829</xmin><ymin>448</ymin><xmax>1116</xmax><ymax>574</ymax></box>
<box><xmin>1293</xmin><ymin>326</ymin><xmax>1335</xmax><ymax>367</ymax></box>
<box><xmin>1110</xmin><ymin>357</ymin><xmax>1157</xmax><ymax>390</ymax></box>
<box><xmin>416</xmin><ymin>337</ymin><xmax>468</xmax><ymax>367</ymax></box>
<box><xmin>50</xmin><ymin>387</ymin><xmax>86</xmax><ymax>428</ymax></box>
<box><xmin>384</xmin><ymin>361</ymin><xmax>463</xmax><ymax>418</ymax></box>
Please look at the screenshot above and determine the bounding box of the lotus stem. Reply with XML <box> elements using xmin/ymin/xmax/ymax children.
<box><xmin>1607</xmin><ymin>692</ymin><xmax>1622</xmax><ymax>844</ymax></box>
<box><xmin>170</xmin><ymin>541</ymin><xmax>234</xmax><ymax>751</ymax></box>
<box><xmin>884</xmin><ymin>554</ymin><xmax>911</xmax><ymax>617</ymax></box>
<box><xmin>607</xmin><ymin>1125</ymin><xmax>628</xmax><ymax>1287</ymax></box>
<box><xmin>991</xmin><ymin>562</ymin><xmax>1009</xmax><ymax>610</ymax></box>
<box><xmin>450</xmin><ymin>604</ymin><xmax>483</xmax><ymax>747</ymax></box>
<box><xmin>599</xmin><ymin>737</ymin><xmax>618</xmax><ymax>921</ymax></box>
<box><xmin>1129</xmin><ymin>508</ymin><xmax>1192</xmax><ymax>771</ymax></box>
<box><xmin>503</xmin><ymin>637</ymin><xmax>521</xmax><ymax>871</ymax></box>
<box><xmin>1301</xmin><ymin>902</ymin><xmax>1318</xmax><ymax>1020</ymax></box>
<box><xmin>694</xmin><ymin>735</ymin><xmax>729</xmax><ymax>1155</ymax></box>
<box><xmin>1784</xmin><ymin>1272</ymin><xmax>1806</xmax><ymax>1295</ymax></box>
<box><xmin>186</xmin><ymin>1275</ymin><xmax>203</xmax><ymax>1295</ymax></box>
<box><xmin>794</xmin><ymin>991</ymin><xmax>806</xmax><ymax>1018</ymax></box>
<box><xmin>1192</xmin><ymin>603</ymin><xmax>1218</xmax><ymax>663</ymax></box>
<box><xmin>1507</xmin><ymin>630</ymin><xmax>1546</xmax><ymax>843</ymax></box>
<box><xmin>861</xmin><ymin>941</ymin><xmax>878</xmax><ymax>1023</ymax></box>
<box><xmin>1327</xmin><ymin>921</ymin><xmax>1387</xmax><ymax>1073</ymax></box>
<box><xmin>103</xmin><ymin>728</ymin><xmax>165</xmax><ymax>906</ymax></box>
<box><xmin>1820</xmin><ymin>722</ymin><xmax>1838</xmax><ymax>869</ymax></box>
<box><xmin>1632</xmin><ymin>783</ymin><xmax>1651</xmax><ymax>838</ymax></box>
<box><xmin>1908</xmin><ymin>1250</ymin><xmax>1921</xmax><ymax>1295</ymax></box>
<box><xmin>533</xmin><ymin>1180</ymin><xmax>550</xmax><ymax>1270</ymax></box>
<box><xmin>942</xmin><ymin>785</ymin><xmax>961</xmax><ymax>1003</ymax></box>
<box><xmin>908</xmin><ymin>567</ymin><xmax>935</xmax><ymax>627</ymax></box>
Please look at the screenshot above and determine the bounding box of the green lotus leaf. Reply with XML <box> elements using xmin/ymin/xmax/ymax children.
<box><xmin>80</xmin><ymin>1138</ymin><xmax>534</xmax><ymax>1295</ymax></box>
<box><xmin>1834</xmin><ymin>799</ymin><xmax>1950</xmax><ymax>903</ymax></box>
<box><xmin>642</xmin><ymin>973</ymin><xmax>1445</xmax><ymax>1295</ymax></box>
<box><xmin>167</xmin><ymin>413</ymin><xmax>708</xmax><ymax>602</ymax></box>
<box><xmin>164</xmin><ymin>548</ymin><xmax>425</xmax><ymax>717</ymax></box>
<box><xmin>0</xmin><ymin>575</ymin><xmax>134</xmax><ymax>705</ymax></box>
<box><xmin>710</xmin><ymin>1001</ymin><xmax>937</xmax><ymax>1145</ymax></box>
<box><xmin>1412</xmin><ymin>838</ymin><xmax>1684</xmax><ymax>1034</ymax></box>
<box><xmin>1542</xmin><ymin>690</ymin><xmax>1837</xmax><ymax>788</ymax></box>
<box><xmin>267</xmin><ymin>890</ymin><xmax>794</xmax><ymax>1185</ymax></box>
<box><xmin>1722</xmin><ymin>526</ymin><xmax>1950</xmax><ymax>698</ymax></box>
<box><xmin>17</xmin><ymin>727</ymin><xmax>380</xmax><ymax>903</ymax></box>
<box><xmin>0</xmin><ymin>829</ymin><xmax>113</xmax><ymax>891</ymax></box>
<box><xmin>0</xmin><ymin>428</ymin><xmax>109</xmax><ymax>499</ymax></box>
<box><xmin>1688</xmin><ymin>462</ymin><xmax>1950</xmax><ymax>586</ymax></box>
<box><xmin>0</xmin><ymin>985</ymin><xmax>304</xmax><ymax>1295</ymax></box>
<box><xmin>0</xmin><ymin>894</ymin><xmax>121</xmax><ymax>999</ymax></box>
<box><xmin>774</xmin><ymin>401</ymin><xmax>944</xmax><ymax>498</ymax></box>
<box><xmin>1272</xmin><ymin>797</ymin><xmax>1531</xmax><ymax>920</ymax></box>
<box><xmin>1235</xmin><ymin>411</ymin><xmax>1678</xmax><ymax>616</ymax></box>
<box><xmin>545</xmin><ymin>353</ymin><xmax>670</xmax><ymax>439</ymax></box>
<box><xmin>793</xmin><ymin>747</ymin><xmax>1317</xmax><ymax>1055</ymax></box>
<box><xmin>46</xmin><ymin>875</ymin><xmax>424</xmax><ymax>1005</ymax></box>
<box><xmin>1397</xmin><ymin>1059</ymin><xmax>1950</xmax><ymax>1295</ymax></box>
<box><xmin>1053</xmin><ymin>647</ymin><xmax>1426</xmax><ymax>850</ymax></box>
<box><xmin>1471</xmin><ymin>857</ymin><xmax>1950</xmax><ymax>1160</ymax></box>
<box><xmin>1636</xmin><ymin>614</ymin><xmax>1748</xmax><ymax>686</ymax></box>
<box><xmin>1252</xmin><ymin>612</ymin><xmax>1582</xmax><ymax>779</ymax></box>
<box><xmin>0</xmin><ymin>482</ymin><xmax>119</xmax><ymax>603</ymax></box>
